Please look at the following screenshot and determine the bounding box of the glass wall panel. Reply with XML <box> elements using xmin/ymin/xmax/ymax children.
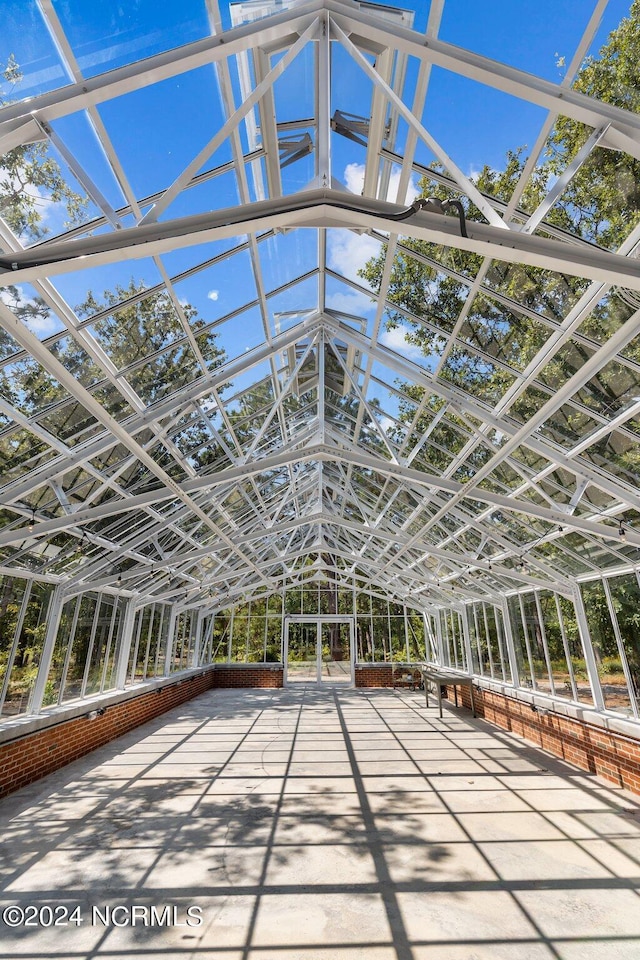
<box><xmin>0</xmin><ymin>578</ymin><xmax>28</xmax><ymax>708</ymax></box>
<box><xmin>212</xmin><ymin>612</ymin><xmax>231</xmax><ymax>661</ymax></box>
<box><xmin>61</xmin><ymin>593</ymin><xmax>99</xmax><ymax>703</ymax></box>
<box><xmin>230</xmin><ymin>610</ymin><xmax>249</xmax><ymax>662</ymax></box>
<box><xmin>356</xmin><ymin>592</ymin><xmax>372</xmax><ymax>616</ymax></box>
<box><xmin>302</xmin><ymin>585</ymin><xmax>319</xmax><ymax>615</ymax></box>
<box><xmin>507</xmin><ymin>595</ymin><xmax>531</xmax><ymax>685</ymax></box>
<box><xmin>45</xmin><ymin>595</ymin><xmax>80</xmax><ymax>707</ymax></box>
<box><xmin>128</xmin><ymin>606</ymin><xmax>150</xmax><ymax>684</ymax></box>
<box><xmin>407</xmin><ymin>613</ymin><xmax>426</xmax><ymax>661</ymax></box>
<box><xmin>521</xmin><ymin>594</ymin><xmax>553</xmax><ymax>693</ymax></box>
<box><xmin>84</xmin><ymin>596</ymin><xmax>124</xmax><ymax>696</ymax></box>
<box><xmin>371</xmin><ymin>617</ymin><xmax>391</xmax><ymax>661</ymax></box>
<box><xmin>284</xmin><ymin>587</ymin><xmax>302</xmax><ymax>615</ymax></box>
<box><xmin>536</xmin><ymin>590</ymin><xmax>576</xmax><ymax>700</ymax></box>
<box><xmin>425</xmin><ymin>614</ymin><xmax>439</xmax><ymax>662</ymax></box>
<box><xmin>247</xmin><ymin>600</ymin><xmax>267</xmax><ymax>662</ymax></box>
<box><xmin>389</xmin><ymin>614</ymin><xmax>406</xmax><ymax>660</ymax></box>
<box><xmin>606</xmin><ymin>573</ymin><xmax>640</xmax><ymax>713</ymax></box>
<box><xmin>443</xmin><ymin>610</ymin><xmax>466</xmax><ymax>670</ymax></box>
<box><xmin>200</xmin><ymin>615</ymin><xmax>214</xmax><ymax>665</ymax></box>
<box><xmin>357</xmin><ymin>616</ymin><xmax>374</xmax><ymax>661</ymax></box>
<box><xmin>268</xmin><ymin>593</ymin><xmax>283</xmax><ymax>616</ymax></box>
<box><xmin>581</xmin><ymin>580</ymin><xmax>633</xmax><ymax>714</ymax></box>
<box><xmin>468</xmin><ymin>603</ymin><xmax>488</xmax><ymax>676</ymax></box>
<box><xmin>1</xmin><ymin>581</ymin><xmax>53</xmax><ymax>718</ymax></box>
<box><xmin>150</xmin><ymin>605</ymin><xmax>170</xmax><ymax>676</ymax></box>
<box><xmin>265</xmin><ymin>617</ymin><xmax>281</xmax><ymax>661</ymax></box>
<box><xmin>172</xmin><ymin>610</ymin><xmax>198</xmax><ymax>671</ymax></box>
<box><xmin>557</xmin><ymin>595</ymin><xmax>594</xmax><ymax>705</ymax></box>
<box><xmin>127</xmin><ymin>603</ymin><xmax>169</xmax><ymax>684</ymax></box>
<box><xmin>486</xmin><ymin>604</ymin><xmax>508</xmax><ymax>682</ymax></box>
<box><xmin>337</xmin><ymin>587</ymin><xmax>353</xmax><ymax>615</ymax></box>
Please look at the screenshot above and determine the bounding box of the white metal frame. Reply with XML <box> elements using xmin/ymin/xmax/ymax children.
<box><xmin>283</xmin><ymin>615</ymin><xmax>355</xmax><ymax>686</ymax></box>
<box><xmin>0</xmin><ymin>0</ymin><xmax>639</xmax><ymax>722</ymax></box>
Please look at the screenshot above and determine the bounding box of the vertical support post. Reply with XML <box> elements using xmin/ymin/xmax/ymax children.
<box><xmin>115</xmin><ymin>598</ymin><xmax>137</xmax><ymax>690</ymax></box>
<box><xmin>436</xmin><ymin>610</ymin><xmax>447</xmax><ymax>667</ymax></box>
<box><xmin>349</xmin><ymin>616</ymin><xmax>355</xmax><ymax>686</ymax></box>
<box><xmin>481</xmin><ymin>603</ymin><xmax>495</xmax><ymax>678</ymax></box>
<box><xmin>318</xmin><ymin>329</ymin><xmax>326</xmax><ymax>444</ymax></box>
<box><xmin>460</xmin><ymin>604</ymin><xmax>474</xmax><ymax>676</ymax></box>
<box><xmin>315</xmin><ymin>622</ymin><xmax>322</xmax><ymax>683</ymax></box>
<box><xmin>316</xmin><ymin>11</ymin><xmax>331</xmax><ymax>187</ymax></box>
<box><xmin>602</xmin><ymin>578</ymin><xmax>638</xmax><ymax>718</ymax></box>
<box><xmin>572</xmin><ymin>582</ymin><xmax>605</xmax><ymax>711</ymax></box>
<box><xmin>164</xmin><ymin>607</ymin><xmax>178</xmax><ymax>677</ymax></box>
<box><xmin>193</xmin><ymin>610</ymin><xmax>205</xmax><ymax>667</ymax></box>
<box><xmin>283</xmin><ymin>617</ymin><xmax>290</xmax><ymax>685</ymax></box>
<box><xmin>533</xmin><ymin>590</ymin><xmax>556</xmax><ymax>696</ymax></box>
<box><xmin>500</xmin><ymin>597</ymin><xmax>520</xmax><ymax>687</ymax></box>
<box><xmin>31</xmin><ymin>585</ymin><xmax>64</xmax><ymax>715</ymax></box>
<box><xmin>403</xmin><ymin>603</ymin><xmax>410</xmax><ymax>662</ymax></box>
<box><xmin>423</xmin><ymin>612</ymin><xmax>436</xmax><ymax>662</ymax></box>
<box><xmin>554</xmin><ymin>592</ymin><xmax>578</xmax><ymax>701</ymax></box>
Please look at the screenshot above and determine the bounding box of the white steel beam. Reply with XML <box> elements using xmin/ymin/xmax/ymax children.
<box><xmin>4</xmin><ymin>191</ymin><xmax>640</xmax><ymax>291</ymax></box>
<box><xmin>320</xmin><ymin>314</ymin><xmax>640</xmax><ymax>514</ymax></box>
<box><xmin>328</xmin><ymin>3</ymin><xmax>640</xmax><ymax>153</ymax></box>
<box><xmin>331</xmin><ymin>18</ymin><xmax>508</xmax><ymax>230</ymax></box>
<box><xmin>0</xmin><ymin>2</ymin><xmax>324</xmax><ymax>151</ymax></box>
<box><xmin>0</xmin><ymin>301</ymin><xmax>274</xmax><ymax>592</ymax></box>
<box><xmin>140</xmin><ymin>17</ymin><xmax>320</xmax><ymax>225</ymax></box>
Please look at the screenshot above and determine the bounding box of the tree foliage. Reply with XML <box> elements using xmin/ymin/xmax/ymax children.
<box><xmin>547</xmin><ymin>0</ymin><xmax>640</xmax><ymax>249</ymax></box>
<box><xmin>1</xmin><ymin>55</ymin><xmax>87</xmax><ymax>239</ymax></box>
<box><xmin>358</xmin><ymin>2</ymin><xmax>640</xmax><ymax>479</ymax></box>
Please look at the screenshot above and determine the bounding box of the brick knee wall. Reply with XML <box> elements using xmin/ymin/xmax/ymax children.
<box><xmin>0</xmin><ymin>663</ymin><xmax>283</xmax><ymax>797</ymax></box>
<box><xmin>0</xmin><ymin>663</ymin><xmax>286</xmax><ymax>799</ymax></box>
<box><xmin>444</xmin><ymin>682</ymin><xmax>640</xmax><ymax>797</ymax></box>
<box><xmin>355</xmin><ymin>664</ymin><xmax>394</xmax><ymax>687</ymax></box>
<box><xmin>0</xmin><ymin>672</ymin><xmax>213</xmax><ymax>801</ymax></box>
<box><xmin>211</xmin><ymin>665</ymin><xmax>283</xmax><ymax>688</ymax></box>
<box><xmin>9</xmin><ymin>665</ymin><xmax>637</xmax><ymax>802</ymax></box>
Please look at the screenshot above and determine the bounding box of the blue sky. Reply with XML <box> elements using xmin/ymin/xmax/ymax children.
<box><xmin>0</xmin><ymin>0</ymin><xmax>635</xmax><ymax>387</ymax></box>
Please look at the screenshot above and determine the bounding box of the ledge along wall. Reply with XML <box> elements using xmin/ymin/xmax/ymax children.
<box><xmin>2</xmin><ymin>663</ymin><xmax>640</xmax><ymax>801</ymax></box>
<box><xmin>443</xmin><ymin>682</ymin><xmax>640</xmax><ymax>796</ymax></box>
<box><xmin>0</xmin><ymin>664</ymin><xmax>282</xmax><ymax>800</ymax></box>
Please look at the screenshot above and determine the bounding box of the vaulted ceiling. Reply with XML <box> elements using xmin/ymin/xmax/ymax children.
<box><xmin>1</xmin><ymin>0</ymin><xmax>639</xmax><ymax>614</ymax></box>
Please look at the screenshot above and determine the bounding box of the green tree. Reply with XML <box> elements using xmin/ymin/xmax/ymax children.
<box><xmin>1</xmin><ymin>55</ymin><xmax>87</xmax><ymax>239</ymax></box>
<box><xmin>358</xmin><ymin>2</ymin><xmax>640</xmax><ymax>476</ymax></box>
<box><xmin>547</xmin><ymin>0</ymin><xmax>640</xmax><ymax>251</ymax></box>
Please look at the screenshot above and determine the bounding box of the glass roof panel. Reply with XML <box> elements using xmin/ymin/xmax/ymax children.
<box><xmin>0</xmin><ymin>0</ymin><xmax>639</xmax><ymax>614</ymax></box>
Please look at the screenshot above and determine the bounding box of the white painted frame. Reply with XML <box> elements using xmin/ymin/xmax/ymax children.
<box><xmin>284</xmin><ymin>615</ymin><xmax>355</xmax><ymax>686</ymax></box>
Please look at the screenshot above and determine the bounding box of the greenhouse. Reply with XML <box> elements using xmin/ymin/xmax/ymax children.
<box><xmin>1</xmin><ymin>0</ymin><xmax>640</xmax><ymax>957</ymax></box>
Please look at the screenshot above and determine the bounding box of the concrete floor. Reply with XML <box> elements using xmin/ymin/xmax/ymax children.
<box><xmin>1</xmin><ymin>687</ymin><xmax>640</xmax><ymax>960</ymax></box>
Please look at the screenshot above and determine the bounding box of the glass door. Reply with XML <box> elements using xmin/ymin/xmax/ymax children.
<box><xmin>321</xmin><ymin>621</ymin><xmax>351</xmax><ymax>683</ymax></box>
<box><xmin>286</xmin><ymin>621</ymin><xmax>318</xmax><ymax>682</ymax></box>
<box><xmin>285</xmin><ymin>618</ymin><xmax>354</xmax><ymax>685</ymax></box>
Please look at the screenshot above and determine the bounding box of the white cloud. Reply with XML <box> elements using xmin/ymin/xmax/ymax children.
<box><xmin>344</xmin><ymin>162</ymin><xmax>365</xmax><ymax>195</ymax></box>
<box><xmin>0</xmin><ymin>285</ymin><xmax>61</xmax><ymax>338</ymax></box>
<box><xmin>380</xmin><ymin>324</ymin><xmax>422</xmax><ymax>360</ymax></box>
<box><xmin>327</xmin><ymin>228</ymin><xmax>380</xmax><ymax>285</ymax></box>
<box><xmin>326</xmin><ymin>289</ymin><xmax>374</xmax><ymax>316</ymax></box>
<box><xmin>327</xmin><ymin>163</ymin><xmax>421</xmax><ymax>291</ymax></box>
<box><xmin>207</xmin><ymin>289</ymin><xmax>220</xmax><ymax>301</ymax></box>
<box><xmin>378</xmin><ymin>414</ymin><xmax>396</xmax><ymax>434</ymax></box>
<box><xmin>25</xmin><ymin>313</ymin><xmax>59</xmax><ymax>337</ymax></box>
<box><xmin>343</xmin><ymin>161</ymin><xmax>420</xmax><ymax>204</ymax></box>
